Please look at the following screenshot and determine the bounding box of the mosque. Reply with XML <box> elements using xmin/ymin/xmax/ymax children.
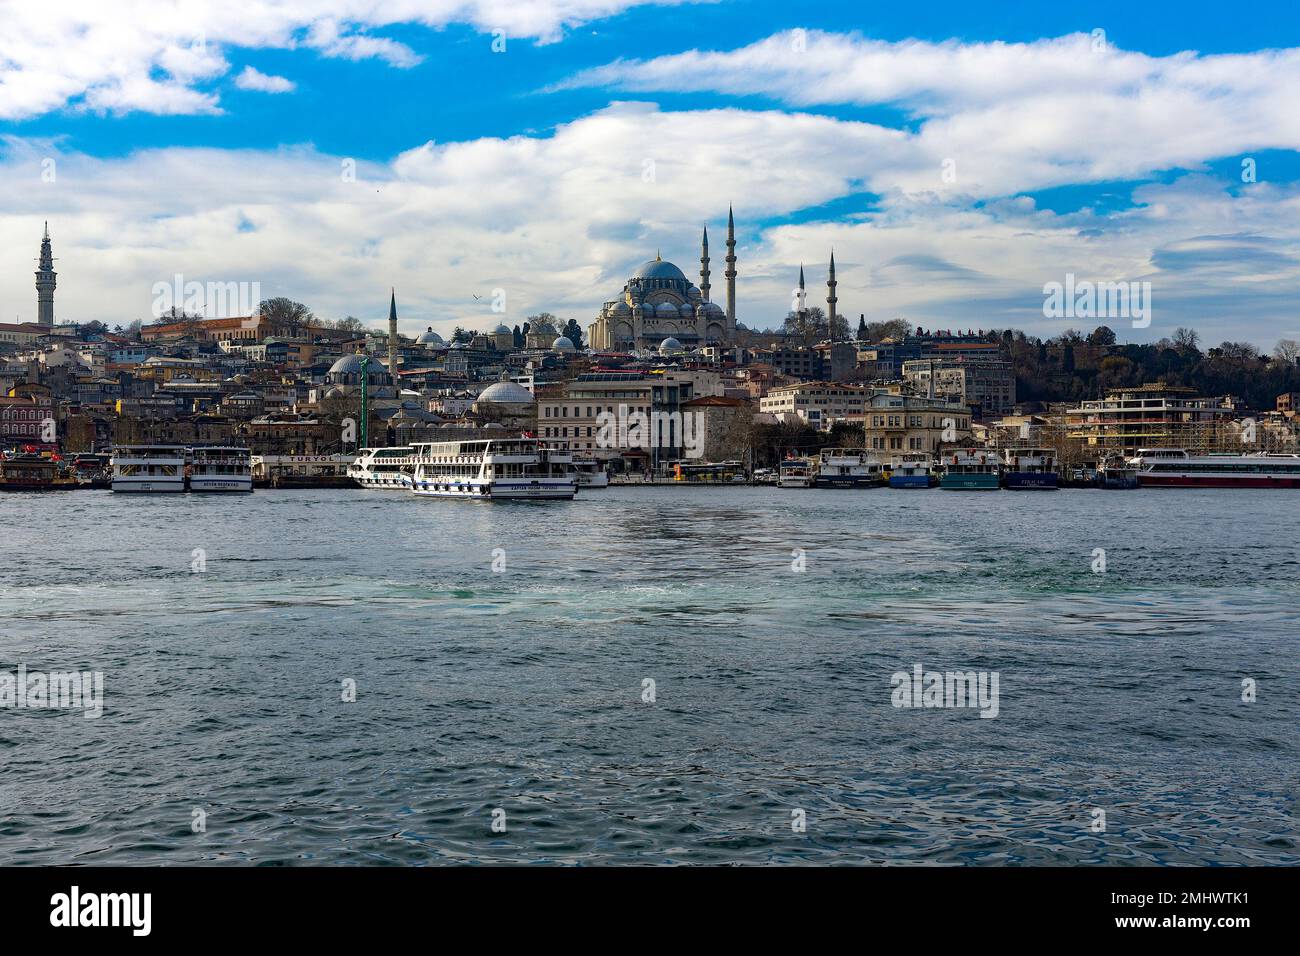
<box><xmin>587</xmin><ymin>207</ymin><xmax>739</xmax><ymax>352</ymax></box>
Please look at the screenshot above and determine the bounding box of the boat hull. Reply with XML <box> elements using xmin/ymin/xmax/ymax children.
<box><xmin>111</xmin><ymin>479</ymin><xmax>185</xmax><ymax>493</ymax></box>
<box><xmin>351</xmin><ymin>472</ymin><xmax>412</xmax><ymax>489</ymax></box>
<box><xmin>1100</xmin><ymin>476</ymin><xmax>1140</xmax><ymax>490</ymax></box>
<box><xmin>1138</xmin><ymin>474</ymin><xmax>1300</xmax><ymax>488</ymax></box>
<box><xmin>189</xmin><ymin>477</ymin><xmax>253</xmax><ymax>493</ymax></box>
<box><xmin>814</xmin><ymin>475</ymin><xmax>882</xmax><ymax>488</ymax></box>
<box><xmin>940</xmin><ymin>474</ymin><xmax>1000</xmax><ymax>490</ymax></box>
<box><xmin>1004</xmin><ymin>472</ymin><xmax>1058</xmax><ymax>490</ymax></box>
<box><xmin>413</xmin><ymin>478</ymin><xmax>576</xmax><ymax>499</ymax></box>
<box><xmin>888</xmin><ymin>475</ymin><xmax>932</xmax><ymax>489</ymax></box>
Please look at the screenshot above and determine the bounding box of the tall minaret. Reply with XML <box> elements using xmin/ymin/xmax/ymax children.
<box><xmin>826</xmin><ymin>250</ymin><xmax>838</xmax><ymax>328</ymax></box>
<box><xmin>798</xmin><ymin>264</ymin><xmax>807</xmax><ymax>318</ymax></box>
<box><xmin>387</xmin><ymin>289</ymin><xmax>398</xmax><ymax>377</ymax></box>
<box><xmin>699</xmin><ymin>225</ymin><xmax>711</xmax><ymax>302</ymax></box>
<box><xmin>724</xmin><ymin>205</ymin><xmax>737</xmax><ymax>326</ymax></box>
<box><xmin>36</xmin><ymin>222</ymin><xmax>56</xmax><ymax>327</ymax></box>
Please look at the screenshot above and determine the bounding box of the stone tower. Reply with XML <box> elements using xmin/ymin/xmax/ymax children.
<box><xmin>724</xmin><ymin>205</ymin><xmax>737</xmax><ymax>326</ymax></box>
<box><xmin>36</xmin><ymin>222</ymin><xmax>56</xmax><ymax>327</ymax></box>
<box><xmin>699</xmin><ymin>225</ymin><xmax>711</xmax><ymax>303</ymax></box>
<box><xmin>387</xmin><ymin>289</ymin><xmax>398</xmax><ymax>377</ymax></box>
<box><xmin>826</xmin><ymin>251</ymin><xmax>838</xmax><ymax>328</ymax></box>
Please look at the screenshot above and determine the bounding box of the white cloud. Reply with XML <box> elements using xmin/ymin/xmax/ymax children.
<box><xmin>2</xmin><ymin>101</ymin><xmax>1297</xmax><ymax>348</ymax></box>
<box><xmin>0</xmin><ymin>0</ymin><xmax>699</xmax><ymax>118</ymax></box>
<box><xmin>234</xmin><ymin>67</ymin><xmax>296</xmax><ymax>94</ymax></box>
<box><xmin>562</xmin><ymin>30</ymin><xmax>1300</xmax><ymax>200</ymax></box>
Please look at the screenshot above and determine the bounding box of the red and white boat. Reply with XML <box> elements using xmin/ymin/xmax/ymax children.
<box><xmin>1128</xmin><ymin>448</ymin><xmax>1300</xmax><ymax>488</ymax></box>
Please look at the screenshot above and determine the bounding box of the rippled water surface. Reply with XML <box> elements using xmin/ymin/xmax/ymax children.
<box><xmin>1</xmin><ymin>486</ymin><xmax>1297</xmax><ymax>865</ymax></box>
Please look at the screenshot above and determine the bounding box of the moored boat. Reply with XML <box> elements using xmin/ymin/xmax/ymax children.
<box><xmin>188</xmin><ymin>446</ymin><xmax>253</xmax><ymax>492</ymax></box>
<box><xmin>888</xmin><ymin>457</ymin><xmax>935</xmax><ymax>489</ymax></box>
<box><xmin>1128</xmin><ymin>448</ymin><xmax>1300</xmax><ymax>487</ymax></box>
<box><xmin>573</xmin><ymin>457</ymin><xmax>610</xmax><ymax>489</ymax></box>
<box><xmin>1098</xmin><ymin>458</ymin><xmax>1140</xmax><ymax>489</ymax></box>
<box><xmin>938</xmin><ymin>450</ymin><xmax>1001</xmax><ymax>490</ymax></box>
<box><xmin>813</xmin><ymin>447</ymin><xmax>885</xmax><ymax>488</ymax></box>
<box><xmin>0</xmin><ymin>453</ymin><xmax>78</xmax><ymax>491</ymax></box>
<box><xmin>111</xmin><ymin>445</ymin><xmax>187</xmax><ymax>493</ymax></box>
<box><xmin>778</xmin><ymin>457</ymin><xmax>815</xmax><ymax>488</ymax></box>
<box><xmin>411</xmin><ymin>438</ymin><xmax>576</xmax><ymax>499</ymax></box>
<box><xmin>347</xmin><ymin>446</ymin><xmax>415</xmax><ymax>489</ymax></box>
<box><xmin>1002</xmin><ymin>447</ymin><xmax>1059</xmax><ymax>490</ymax></box>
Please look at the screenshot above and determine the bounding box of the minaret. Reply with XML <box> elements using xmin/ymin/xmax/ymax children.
<box><xmin>724</xmin><ymin>205</ymin><xmax>737</xmax><ymax>327</ymax></box>
<box><xmin>36</xmin><ymin>222</ymin><xmax>56</xmax><ymax>327</ymax></box>
<box><xmin>387</xmin><ymin>289</ymin><xmax>398</xmax><ymax>377</ymax></box>
<box><xmin>826</xmin><ymin>250</ymin><xmax>838</xmax><ymax>328</ymax></box>
<box><xmin>798</xmin><ymin>264</ymin><xmax>807</xmax><ymax>318</ymax></box>
<box><xmin>699</xmin><ymin>225</ymin><xmax>711</xmax><ymax>302</ymax></box>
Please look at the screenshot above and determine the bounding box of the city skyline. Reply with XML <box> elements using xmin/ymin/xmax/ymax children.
<box><xmin>1</xmin><ymin>1</ymin><xmax>1299</xmax><ymax>348</ymax></box>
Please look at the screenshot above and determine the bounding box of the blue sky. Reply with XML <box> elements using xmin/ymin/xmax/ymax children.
<box><xmin>2</xmin><ymin>0</ymin><xmax>1299</xmax><ymax>347</ymax></box>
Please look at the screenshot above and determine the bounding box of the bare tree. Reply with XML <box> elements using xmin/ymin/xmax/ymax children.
<box><xmin>1273</xmin><ymin>339</ymin><xmax>1300</xmax><ymax>364</ymax></box>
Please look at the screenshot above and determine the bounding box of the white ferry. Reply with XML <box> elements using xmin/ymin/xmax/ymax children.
<box><xmin>572</xmin><ymin>457</ymin><xmax>610</xmax><ymax>489</ymax></box>
<box><xmin>410</xmin><ymin>438</ymin><xmax>576</xmax><ymax>499</ymax></box>
<box><xmin>778</xmin><ymin>457</ymin><xmax>816</xmax><ymax>488</ymax></box>
<box><xmin>111</xmin><ymin>445</ymin><xmax>187</xmax><ymax>493</ymax></box>
<box><xmin>813</xmin><ymin>448</ymin><xmax>886</xmax><ymax>488</ymax></box>
<box><xmin>188</xmin><ymin>446</ymin><xmax>253</xmax><ymax>492</ymax></box>
<box><xmin>1128</xmin><ymin>448</ymin><xmax>1300</xmax><ymax>488</ymax></box>
<box><xmin>348</xmin><ymin>446</ymin><xmax>415</xmax><ymax>489</ymax></box>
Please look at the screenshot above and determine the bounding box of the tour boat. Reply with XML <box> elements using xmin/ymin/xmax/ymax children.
<box><xmin>348</xmin><ymin>446</ymin><xmax>415</xmax><ymax>489</ymax></box>
<box><xmin>1002</xmin><ymin>447</ymin><xmax>1059</xmax><ymax>489</ymax></box>
<box><xmin>778</xmin><ymin>457</ymin><xmax>815</xmax><ymax>488</ymax></box>
<box><xmin>188</xmin><ymin>446</ymin><xmax>253</xmax><ymax>492</ymax></box>
<box><xmin>938</xmin><ymin>451</ymin><xmax>1001</xmax><ymax>490</ymax></box>
<box><xmin>111</xmin><ymin>445</ymin><xmax>187</xmax><ymax>493</ymax></box>
<box><xmin>1127</xmin><ymin>448</ymin><xmax>1300</xmax><ymax>488</ymax></box>
<box><xmin>813</xmin><ymin>448</ymin><xmax>886</xmax><ymax>488</ymax></box>
<box><xmin>1098</xmin><ymin>459</ymin><xmax>1140</xmax><ymax>490</ymax></box>
<box><xmin>572</xmin><ymin>457</ymin><xmax>610</xmax><ymax>489</ymax></box>
<box><xmin>888</xmin><ymin>458</ymin><xmax>935</xmax><ymax>489</ymax></box>
<box><xmin>0</xmin><ymin>453</ymin><xmax>77</xmax><ymax>492</ymax></box>
<box><xmin>410</xmin><ymin>438</ymin><xmax>576</xmax><ymax>499</ymax></box>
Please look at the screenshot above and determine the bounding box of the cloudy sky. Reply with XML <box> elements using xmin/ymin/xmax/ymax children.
<box><xmin>1</xmin><ymin>0</ymin><xmax>1299</xmax><ymax>348</ymax></box>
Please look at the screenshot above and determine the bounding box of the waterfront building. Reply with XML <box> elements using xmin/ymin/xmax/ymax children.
<box><xmin>0</xmin><ymin>385</ymin><xmax>55</xmax><ymax>448</ymax></box>
<box><xmin>759</xmin><ymin>381</ymin><xmax>868</xmax><ymax>430</ymax></box>
<box><xmin>863</xmin><ymin>391</ymin><xmax>971</xmax><ymax>454</ymax></box>
<box><xmin>679</xmin><ymin>395</ymin><xmax>752</xmax><ymax>462</ymax></box>
<box><xmin>536</xmin><ymin>371</ymin><xmax>695</xmax><ymax>471</ymax></box>
<box><xmin>902</xmin><ymin>358</ymin><xmax>1017</xmax><ymax>417</ymax></box>
<box><xmin>1065</xmin><ymin>384</ymin><xmax>1233</xmax><ymax>457</ymax></box>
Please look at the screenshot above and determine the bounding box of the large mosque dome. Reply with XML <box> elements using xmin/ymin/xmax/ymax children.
<box><xmin>477</xmin><ymin>380</ymin><xmax>534</xmax><ymax>405</ymax></box>
<box><xmin>327</xmin><ymin>352</ymin><xmax>389</xmax><ymax>384</ymax></box>
<box><xmin>632</xmin><ymin>258</ymin><xmax>688</xmax><ymax>283</ymax></box>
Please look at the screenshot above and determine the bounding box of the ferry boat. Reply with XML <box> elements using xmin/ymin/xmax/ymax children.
<box><xmin>778</xmin><ymin>457</ymin><xmax>815</xmax><ymax>488</ymax></box>
<box><xmin>938</xmin><ymin>450</ymin><xmax>1001</xmax><ymax>490</ymax></box>
<box><xmin>1127</xmin><ymin>448</ymin><xmax>1300</xmax><ymax>488</ymax></box>
<box><xmin>111</xmin><ymin>445</ymin><xmax>187</xmax><ymax>493</ymax></box>
<box><xmin>188</xmin><ymin>446</ymin><xmax>253</xmax><ymax>493</ymax></box>
<box><xmin>813</xmin><ymin>448</ymin><xmax>885</xmax><ymax>488</ymax></box>
<box><xmin>0</xmin><ymin>453</ymin><xmax>77</xmax><ymax>491</ymax></box>
<box><xmin>1002</xmin><ymin>447</ymin><xmax>1059</xmax><ymax>490</ymax></box>
<box><xmin>1098</xmin><ymin>458</ymin><xmax>1140</xmax><ymax>490</ymax></box>
<box><xmin>348</xmin><ymin>446</ymin><xmax>415</xmax><ymax>489</ymax></box>
<box><xmin>572</xmin><ymin>457</ymin><xmax>610</xmax><ymax>489</ymax></box>
<box><xmin>410</xmin><ymin>438</ymin><xmax>576</xmax><ymax>499</ymax></box>
<box><xmin>888</xmin><ymin>457</ymin><xmax>935</xmax><ymax>489</ymax></box>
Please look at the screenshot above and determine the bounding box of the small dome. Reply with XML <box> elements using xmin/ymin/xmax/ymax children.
<box><xmin>703</xmin><ymin>301</ymin><xmax>725</xmax><ymax>316</ymax></box>
<box><xmin>493</xmin><ymin>323</ymin><xmax>511</xmax><ymax>335</ymax></box>
<box><xmin>659</xmin><ymin>337</ymin><xmax>683</xmax><ymax>354</ymax></box>
<box><xmin>328</xmin><ymin>352</ymin><xmax>387</xmax><ymax>381</ymax></box>
<box><xmin>656</xmin><ymin>302</ymin><xmax>678</xmax><ymax>317</ymax></box>
<box><xmin>552</xmin><ymin>336</ymin><xmax>576</xmax><ymax>351</ymax></box>
<box><xmin>679</xmin><ymin>303</ymin><xmax>695</xmax><ymax>318</ymax></box>
<box><xmin>633</xmin><ymin>259</ymin><xmax>687</xmax><ymax>282</ymax></box>
<box><xmin>417</xmin><ymin>327</ymin><xmax>444</xmax><ymax>345</ymax></box>
<box><xmin>611</xmin><ymin>300</ymin><xmax>631</xmax><ymax>315</ymax></box>
<box><xmin>477</xmin><ymin>380</ymin><xmax>535</xmax><ymax>404</ymax></box>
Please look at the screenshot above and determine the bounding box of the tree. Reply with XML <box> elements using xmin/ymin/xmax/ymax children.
<box><xmin>856</xmin><ymin>316</ymin><xmax>868</xmax><ymax>341</ymax></box>
<box><xmin>1172</xmin><ymin>327</ymin><xmax>1200</xmax><ymax>353</ymax></box>
<box><xmin>512</xmin><ymin>325</ymin><xmax>523</xmax><ymax>348</ymax></box>
<box><xmin>563</xmin><ymin>319</ymin><xmax>585</xmax><ymax>349</ymax></box>
<box><xmin>1274</xmin><ymin>339</ymin><xmax>1300</xmax><ymax>364</ymax></box>
<box><xmin>258</xmin><ymin>297</ymin><xmax>314</xmax><ymax>331</ymax></box>
<box><xmin>1087</xmin><ymin>325</ymin><xmax>1117</xmax><ymax>346</ymax></box>
<box><xmin>526</xmin><ymin>312</ymin><xmax>558</xmax><ymax>331</ymax></box>
<box><xmin>783</xmin><ymin>306</ymin><xmax>827</xmax><ymax>347</ymax></box>
<box><xmin>334</xmin><ymin>316</ymin><xmax>366</xmax><ymax>334</ymax></box>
